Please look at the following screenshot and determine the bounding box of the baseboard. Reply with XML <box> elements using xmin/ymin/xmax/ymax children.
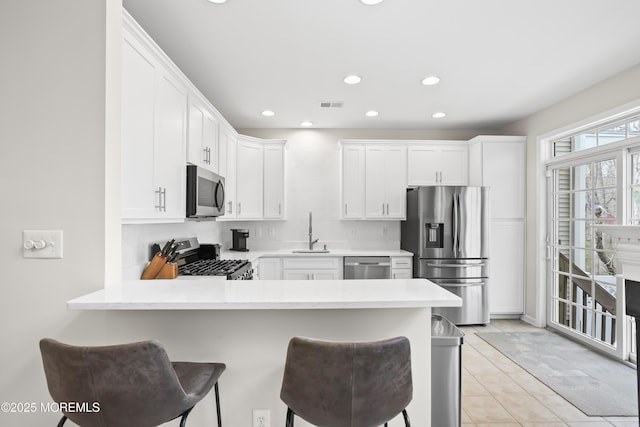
<box><xmin>521</xmin><ymin>314</ymin><xmax>544</xmax><ymax>327</ymax></box>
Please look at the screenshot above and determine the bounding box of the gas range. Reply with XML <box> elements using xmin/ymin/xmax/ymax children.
<box><xmin>150</xmin><ymin>237</ymin><xmax>253</xmax><ymax>280</ymax></box>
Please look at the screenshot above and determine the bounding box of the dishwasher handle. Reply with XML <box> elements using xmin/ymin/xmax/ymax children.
<box><xmin>345</xmin><ymin>261</ymin><xmax>391</xmax><ymax>266</ymax></box>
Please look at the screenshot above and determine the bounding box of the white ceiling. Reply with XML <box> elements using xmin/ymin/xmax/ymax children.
<box><xmin>123</xmin><ymin>0</ymin><xmax>640</xmax><ymax>131</ymax></box>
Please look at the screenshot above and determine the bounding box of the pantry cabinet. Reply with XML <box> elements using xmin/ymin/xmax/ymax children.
<box><xmin>469</xmin><ymin>135</ymin><xmax>526</xmax><ymax>315</ymax></box>
<box><xmin>121</xmin><ymin>26</ymin><xmax>186</xmax><ymax>223</ymax></box>
<box><xmin>407</xmin><ymin>143</ymin><xmax>468</xmax><ymax>186</ymax></box>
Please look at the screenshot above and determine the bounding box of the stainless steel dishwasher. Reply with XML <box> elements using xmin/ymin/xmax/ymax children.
<box><xmin>343</xmin><ymin>256</ymin><xmax>391</xmax><ymax>279</ymax></box>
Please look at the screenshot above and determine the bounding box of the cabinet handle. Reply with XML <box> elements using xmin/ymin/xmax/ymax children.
<box><xmin>238</xmin><ymin>203</ymin><xmax>241</xmax><ymax>215</ymax></box>
<box><xmin>155</xmin><ymin>186</ymin><xmax>167</xmax><ymax>212</ymax></box>
<box><xmin>382</xmin><ymin>203</ymin><xmax>385</xmax><ymax>215</ymax></box>
<box><xmin>344</xmin><ymin>204</ymin><xmax>348</xmax><ymax>216</ymax></box>
<box><xmin>207</xmin><ymin>147</ymin><xmax>211</xmax><ymax>164</ymax></box>
<box><xmin>386</xmin><ymin>203</ymin><xmax>389</xmax><ymax>215</ymax></box>
<box><xmin>227</xmin><ymin>200</ymin><xmax>233</xmax><ymax>214</ymax></box>
<box><xmin>162</xmin><ymin>188</ymin><xmax>167</xmax><ymax>212</ymax></box>
<box><xmin>278</xmin><ymin>203</ymin><xmax>282</xmax><ymax>215</ymax></box>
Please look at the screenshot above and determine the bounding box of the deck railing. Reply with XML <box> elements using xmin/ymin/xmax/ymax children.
<box><xmin>557</xmin><ymin>253</ymin><xmax>616</xmax><ymax>345</ymax></box>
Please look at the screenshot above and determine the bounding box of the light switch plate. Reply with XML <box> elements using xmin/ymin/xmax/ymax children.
<box><xmin>23</xmin><ymin>230</ymin><xmax>63</xmax><ymax>259</ymax></box>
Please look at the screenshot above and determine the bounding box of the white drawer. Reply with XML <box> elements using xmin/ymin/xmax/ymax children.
<box><xmin>391</xmin><ymin>257</ymin><xmax>412</xmax><ymax>269</ymax></box>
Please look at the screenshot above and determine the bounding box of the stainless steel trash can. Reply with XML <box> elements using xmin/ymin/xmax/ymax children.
<box><xmin>431</xmin><ymin>314</ymin><xmax>464</xmax><ymax>427</ymax></box>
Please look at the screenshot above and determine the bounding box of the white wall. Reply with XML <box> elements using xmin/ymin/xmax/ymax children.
<box><xmin>0</xmin><ymin>0</ymin><xmax>116</xmax><ymax>424</ymax></box>
<box><xmin>500</xmin><ymin>63</ymin><xmax>640</xmax><ymax>325</ymax></box>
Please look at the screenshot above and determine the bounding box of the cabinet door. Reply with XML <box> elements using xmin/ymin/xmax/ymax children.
<box><xmin>384</xmin><ymin>146</ymin><xmax>407</xmax><ymax>219</ymax></box>
<box><xmin>407</xmin><ymin>146</ymin><xmax>440</xmax><ymax>186</ymax></box>
<box><xmin>154</xmin><ymin>71</ymin><xmax>187</xmax><ymax>219</ymax></box>
<box><xmin>392</xmin><ymin>269</ymin><xmax>413</xmax><ymax>279</ymax></box>
<box><xmin>187</xmin><ymin>97</ymin><xmax>205</xmax><ymax>168</ymax></box>
<box><xmin>203</xmin><ymin>112</ymin><xmax>219</xmax><ymax>173</ymax></box>
<box><xmin>236</xmin><ymin>139</ymin><xmax>263</xmax><ymax>219</ymax></box>
<box><xmin>258</xmin><ymin>258</ymin><xmax>282</xmax><ymax>280</ymax></box>
<box><xmin>283</xmin><ymin>270</ymin><xmax>311</xmax><ymax>280</ymax></box>
<box><xmin>218</xmin><ymin>128</ymin><xmax>237</xmax><ymax>218</ymax></box>
<box><xmin>439</xmin><ymin>146</ymin><xmax>468</xmax><ymax>185</ymax></box>
<box><xmin>341</xmin><ymin>145</ymin><xmax>365</xmax><ymax>219</ymax></box>
<box><xmin>121</xmin><ymin>31</ymin><xmax>157</xmax><ymax>219</ymax></box>
<box><xmin>489</xmin><ymin>221</ymin><xmax>524</xmax><ymax>314</ymax></box>
<box><xmin>482</xmin><ymin>142</ymin><xmax>525</xmax><ymax>219</ymax></box>
<box><xmin>365</xmin><ymin>146</ymin><xmax>387</xmax><ymax>218</ymax></box>
<box><xmin>310</xmin><ymin>270</ymin><xmax>340</xmax><ymax>280</ymax></box>
<box><xmin>263</xmin><ymin>143</ymin><xmax>285</xmax><ymax>219</ymax></box>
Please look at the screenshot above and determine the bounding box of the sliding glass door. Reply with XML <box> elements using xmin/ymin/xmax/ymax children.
<box><xmin>549</xmin><ymin>157</ymin><xmax>620</xmax><ymax>351</ymax></box>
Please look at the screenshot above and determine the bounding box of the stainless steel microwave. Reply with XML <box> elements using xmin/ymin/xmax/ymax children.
<box><xmin>186</xmin><ymin>164</ymin><xmax>225</xmax><ymax>218</ymax></box>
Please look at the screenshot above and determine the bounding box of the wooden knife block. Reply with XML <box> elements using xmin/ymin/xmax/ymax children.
<box><xmin>141</xmin><ymin>252</ymin><xmax>178</xmax><ymax>280</ymax></box>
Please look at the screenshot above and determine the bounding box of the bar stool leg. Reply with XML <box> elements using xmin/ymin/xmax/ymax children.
<box><xmin>214</xmin><ymin>382</ymin><xmax>222</xmax><ymax>427</ymax></box>
<box><xmin>56</xmin><ymin>415</ymin><xmax>67</xmax><ymax>427</ymax></box>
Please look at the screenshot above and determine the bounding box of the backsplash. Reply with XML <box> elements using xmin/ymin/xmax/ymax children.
<box><xmin>122</xmin><ymin>221</ymin><xmax>221</xmax><ymax>280</ymax></box>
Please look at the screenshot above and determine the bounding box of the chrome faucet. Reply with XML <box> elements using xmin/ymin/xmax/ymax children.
<box><xmin>308</xmin><ymin>211</ymin><xmax>319</xmax><ymax>250</ymax></box>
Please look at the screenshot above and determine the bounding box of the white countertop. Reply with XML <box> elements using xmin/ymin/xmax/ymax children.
<box><xmin>67</xmin><ymin>278</ymin><xmax>461</xmax><ymax>310</ymax></box>
<box><xmin>220</xmin><ymin>249</ymin><xmax>414</xmax><ymax>263</ymax></box>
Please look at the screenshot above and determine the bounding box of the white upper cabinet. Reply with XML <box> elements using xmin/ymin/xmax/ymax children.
<box><xmin>218</xmin><ymin>125</ymin><xmax>237</xmax><ymax>218</ymax></box>
<box><xmin>121</xmin><ymin>26</ymin><xmax>186</xmax><ymax>223</ymax></box>
<box><xmin>187</xmin><ymin>95</ymin><xmax>219</xmax><ymax>173</ymax></box>
<box><xmin>364</xmin><ymin>145</ymin><xmax>407</xmax><ymax>219</ymax></box>
<box><xmin>263</xmin><ymin>141</ymin><xmax>286</xmax><ymax>219</ymax></box>
<box><xmin>407</xmin><ymin>143</ymin><xmax>468</xmax><ymax>186</ymax></box>
<box><xmin>235</xmin><ymin>137</ymin><xmax>264</xmax><ymax>219</ymax></box>
<box><xmin>341</xmin><ymin>144</ymin><xmax>366</xmax><ymax>219</ymax></box>
<box><xmin>469</xmin><ymin>136</ymin><xmax>526</xmax><ymax>219</ymax></box>
<box><xmin>341</xmin><ymin>141</ymin><xmax>407</xmax><ymax>220</ymax></box>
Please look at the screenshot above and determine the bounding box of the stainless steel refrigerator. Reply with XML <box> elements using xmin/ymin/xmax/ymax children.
<box><xmin>401</xmin><ymin>186</ymin><xmax>490</xmax><ymax>325</ymax></box>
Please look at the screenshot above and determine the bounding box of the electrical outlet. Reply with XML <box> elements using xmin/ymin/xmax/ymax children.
<box><xmin>252</xmin><ymin>408</ymin><xmax>270</xmax><ymax>427</ymax></box>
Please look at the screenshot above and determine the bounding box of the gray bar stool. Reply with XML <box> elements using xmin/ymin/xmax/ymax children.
<box><xmin>280</xmin><ymin>336</ymin><xmax>412</xmax><ymax>427</ymax></box>
<box><xmin>39</xmin><ymin>338</ymin><xmax>225</xmax><ymax>427</ymax></box>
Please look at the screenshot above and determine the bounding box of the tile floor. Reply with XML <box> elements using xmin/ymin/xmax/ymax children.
<box><xmin>459</xmin><ymin>320</ymin><xmax>639</xmax><ymax>427</ymax></box>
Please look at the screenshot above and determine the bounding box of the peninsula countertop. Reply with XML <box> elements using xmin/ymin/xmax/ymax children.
<box><xmin>67</xmin><ymin>278</ymin><xmax>462</xmax><ymax>311</ymax></box>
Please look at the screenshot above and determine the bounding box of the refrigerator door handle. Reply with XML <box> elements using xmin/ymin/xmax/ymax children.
<box><xmin>452</xmin><ymin>192</ymin><xmax>460</xmax><ymax>257</ymax></box>
<box><xmin>426</xmin><ymin>263</ymin><xmax>486</xmax><ymax>268</ymax></box>
<box><xmin>439</xmin><ymin>282</ymin><xmax>487</xmax><ymax>288</ymax></box>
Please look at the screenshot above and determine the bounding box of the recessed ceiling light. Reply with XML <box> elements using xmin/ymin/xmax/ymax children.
<box><xmin>261</xmin><ymin>110</ymin><xmax>275</xmax><ymax>117</ymax></box>
<box><xmin>360</xmin><ymin>0</ymin><xmax>384</xmax><ymax>4</ymax></box>
<box><xmin>421</xmin><ymin>76</ymin><xmax>440</xmax><ymax>86</ymax></box>
<box><xmin>432</xmin><ymin>112</ymin><xmax>447</xmax><ymax>119</ymax></box>
<box><xmin>343</xmin><ymin>75</ymin><xmax>361</xmax><ymax>85</ymax></box>
<box><xmin>300</xmin><ymin>121</ymin><xmax>313</xmax><ymax>127</ymax></box>
<box><xmin>365</xmin><ymin>111</ymin><xmax>379</xmax><ymax>117</ymax></box>
<box><xmin>207</xmin><ymin>0</ymin><xmax>227</xmax><ymax>3</ymax></box>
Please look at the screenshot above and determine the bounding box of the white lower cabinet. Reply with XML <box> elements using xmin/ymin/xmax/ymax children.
<box><xmin>257</xmin><ymin>257</ymin><xmax>282</xmax><ymax>280</ymax></box>
<box><xmin>282</xmin><ymin>257</ymin><xmax>342</xmax><ymax>280</ymax></box>
<box><xmin>489</xmin><ymin>221</ymin><xmax>525</xmax><ymax>314</ymax></box>
<box><xmin>391</xmin><ymin>256</ymin><xmax>413</xmax><ymax>279</ymax></box>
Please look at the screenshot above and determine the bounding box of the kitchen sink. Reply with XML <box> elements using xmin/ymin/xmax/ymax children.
<box><xmin>291</xmin><ymin>249</ymin><xmax>330</xmax><ymax>254</ymax></box>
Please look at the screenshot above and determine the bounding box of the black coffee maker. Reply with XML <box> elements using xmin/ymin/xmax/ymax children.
<box><xmin>230</xmin><ymin>229</ymin><xmax>250</xmax><ymax>252</ymax></box>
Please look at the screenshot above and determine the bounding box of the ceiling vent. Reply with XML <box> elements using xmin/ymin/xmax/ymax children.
<box><xmin>320</xmin><ymin>101</ymin><xmax>344</xmax><ymax>108</ymax></box>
